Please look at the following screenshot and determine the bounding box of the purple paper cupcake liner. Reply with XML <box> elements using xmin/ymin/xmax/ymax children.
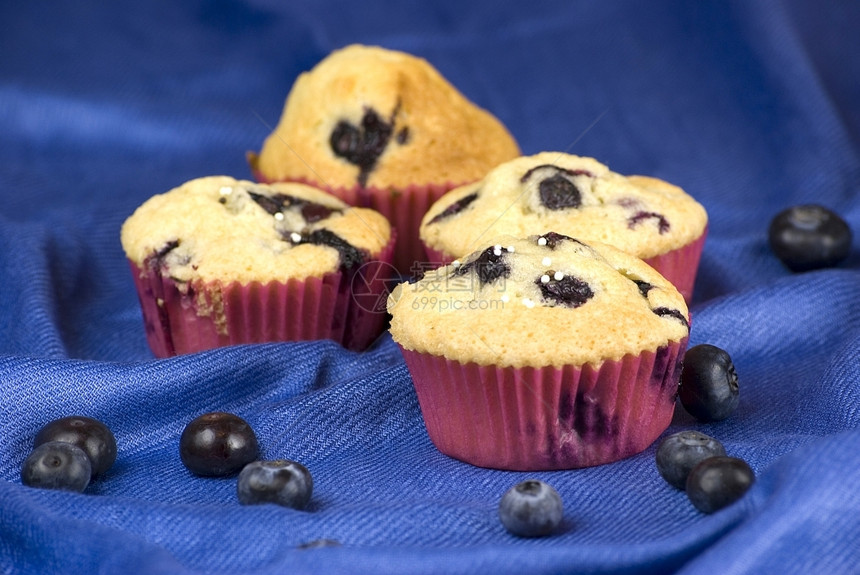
<box><xmin>129</xmin><ymin>234</ymin><xmax>396</xmax><ymax>357</ymax></box>
<box><xmin>398</xmin><ymin>337</ymin><xmax>687</xmax><ymax>470</ymax></box>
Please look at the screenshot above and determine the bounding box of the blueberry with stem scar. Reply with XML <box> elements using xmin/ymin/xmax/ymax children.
<box><xmin>768</xmin><ymin>204</ymin><xmax>852</xmax><ymax>272</ymax></box>
<box><xmin>21</xmin><ymin>441</ymin><xmax>92</xmax><ymax>493</ymax></box>
<box><xmin>656</xmin><ymin>430</ymin><xmax>726</xmax><ymax>490</ymax></box>
<box><xmin>34</xmin><ymin>416</ymin><xmax>117</xmax><ymax>478</ymax></box>
<box><xmin>498</xmin><ymin>480</ymin><xmax>563</xmax><ymax>537</ymax></box>
<box><xmin>679</xmin><ymin>344</ymin><xmax>739</xmax><ymax>422</ymax></box>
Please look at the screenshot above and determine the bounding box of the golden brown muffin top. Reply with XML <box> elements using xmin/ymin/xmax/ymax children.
<box><xmin>420</xmin><ymin>153</ymin><xmax>708</xmax><ymax>260</ymax></box>
<box><xmin>250</xmin><ymin>44</ymin><xmax>520</xmax><ymax>190</ymax></box>
<box><xmin>121</xmin><ymin>176</ymin><xmax>391</xmax><ymax>284</ymax></box>
<box><xmin>388</xmin><ymin>233</ymin><xmax>689</xmax><ymax>368</ymax></box>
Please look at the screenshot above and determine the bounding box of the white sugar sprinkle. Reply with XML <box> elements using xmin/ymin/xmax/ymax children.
<box><xmin>219</xmin><ymin>186</ymin><xmax>233</xmax><ymax>196</ymax></box>
<box><xmin>522</xmin><ymin>298</ymin><xmax>535</xmax><ymax>309</ymax></box>
<box><xmin>452</xmin><ymin>260</ymin><xmax>461</xmax><ymax>268</ymax></box>
<box><xmin>507</xmin><ymin>245</ymin><xmax>515</xmax><ymax>253</ymax></box>
<box><xmin>290</xmin><ymin>232</ymin><xmax>302</xmax><ymax>243</ymax></box>
<box><xmin>537</xmin><ymin>237</ymin><xmax>547</xmax><ymax>246</ymax></box>
<box><xmin>542</xmin><ymin>257</ymin><xmax>552</xmax><ymax>266</ymax></box>
<box><xmin>501</xmin><ymin>294</ymin><xmax>510</xmax><ymax>303</ymax></box>
<box><xmin>554</xmin><ymin>271</ymin><xmax>565</xmax><ymax>281</ymax></box>
<box><xmin>540</xmin><ymin>274</ymin><xmax>550</xmax><ymax>284</ymax></box>
<box><xmin>274</xmin><ymin>212</ymin><xmax>284</xmax><ymax>221</ymax></box>
<box><xmin>493</xmin><ymin>248</ymin><xmax>502</xmax><ymax>256</ymax></box>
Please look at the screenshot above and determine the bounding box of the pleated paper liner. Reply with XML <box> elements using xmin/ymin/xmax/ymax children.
<box><xmin>398</xmin><ymin>338</ymin><xmax>687</xmax><ymax>470</ymax></box>
<box><xmin>250</xmin><ymin>166</ymin><xmax>462</xmax><ymax>276</ymax></box>
<box><xmin>423</xmin><ymin>228</ymin><xmax>707</xmax><ymax>301</ymax></box>
<box><xmin>129</xmin><ymin>235</ymin><xmax>396</xmax><ymax>358</ymax></box>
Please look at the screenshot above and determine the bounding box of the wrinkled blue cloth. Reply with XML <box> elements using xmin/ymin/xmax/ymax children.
<box><xmin>2</xmin><ymin>1</ymin><xmax>860</xmax><ymax>573</ymax></box>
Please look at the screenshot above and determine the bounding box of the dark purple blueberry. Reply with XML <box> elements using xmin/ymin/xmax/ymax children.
<box><xmin>249</xmin><ymin>192</ymin><xmax>340</xmax><ymax>223</ymax></box>
<box><xmin>652</xmin><ymin>307</ymin><xmax>690</xmax><ymax>329</ymax></box>
<box><xmin>686</xmin><ymin>456</ymin><xmax>754</xmax><ymax>513</ymax></box>
<box><xmin>768</xmin><ymin>204</ymin><xmax>852</xmax><ymax>272</ymax></box>
<box><xmin>427</xmin><ymin>191</ymin><xmax>479</xmax><ymax>224</ymax></box>
<box><xmin>237</xmin><ymin>459</ymin><xmax>313</xmax><ymax>509</ymax></box>
<box><xmin>453</xmin><ymin>246</ymin><xmax>511</xmax><ymax>286</ymax></box>
<box><xmin>290</xmin><ymin>229</ymin><xmax>366</xmax><ymax>270</ymax></box>
<box><xmin>628</xmin><ymin>211</ymin><xmax>670</xmax><ymax>234</ymax></box>
<box><xmin>299</xmin><ymin>202</ymin><xmax>339</xmax><ymax>224</ymax></box>
<box><xmin>520</xmin><ymin>165</ymin><xmax>593</xmax><ymax>211</ymax></box>
<box><xmin>34</xmin><ymin>416</ymin><xmax>117</xmax><ymax>478</ymax></box>
<box><xmin>21</xmin><ymin>441</ymin><xmax>91</xmax><ymax>493</ymax></box>
<box><xmin>396</xmin><ymin>126</ymin><xmax>410</xmax><ymax>145</ymax></box>
<box><xmin>297</xmin><ymin>539</ymin><xmax>341</xmax><ymax>549</ymax></box>
<box><xmin>498</xmin><ymin>480</ymin><xmax>563</xmax><ymax>538</ymax></box>
<box><xmin>179</xmin><ymin>412</ymin><xmax>259</xmax><ymax>477</ymax></box>
<box><xmin>329</xmin><ymin>107</ymin><xmax>396</xmax><ymax>187</ymax></box>
<box><xmin>539</xmin><ymin>173</ymin><xmax>582</xmax><ymax>210</ymax></box>
<box><xmin>679</xmin><ymin>344</ymin><xmax>739</xmax><ymax>422</ymax></box>
<box><xmin>536</xmin><ymin>274</ymin><xmax>594</xmax><ymax>308</ymax></box>
<box><xmin>248</xmin><ymin>191</ymin><xmax>285</xmax><ymax>216</ymax></box>
<box><xmin>454</xmin><ymin>246</ymin><xmax>511</xmax><ymax>286</ymax></box>
<box><xmin>146</xmin><ymin>239</ymin><xmax>180</xmax><ymax>272</ymax></box>
<box><xmin>656</xmin><ymin>430</ymin><xmax>727</xmax><ymax>490</ymax></box>
<box><xmin>537</xmin><ymin>232</ymin><xmax>578</xmax><ymax>249</ymax></box>
<box><xmin>633</xmin><ymin>279</ymin><xmax>655</xmax><ymax>298</ymax></box>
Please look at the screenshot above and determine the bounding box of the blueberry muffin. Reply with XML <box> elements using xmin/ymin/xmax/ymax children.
<box><xmin>121</xmin><ymin>176</ymin><xmax>394</xmax><ymax>356</ymax></box>
<box><xmin>420</xmin><ymin>153</ymin><xmax>707</xmax><ymax>300</ymax></box>
<box><xmin>387</xmin><ymin>233</ymin><xmax>689</xmax><ymax>470</ymax></box>
<box><xmin>248</xmin><ymin>44</ymin><xmax>520</xmax><ymax>273</ymax></box>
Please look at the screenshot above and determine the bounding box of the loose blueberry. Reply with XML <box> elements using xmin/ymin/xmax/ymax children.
<box><xmin>427</xmin><ymin>191</ymin><xmax>479</xmax><ymax>224</ymax></box>
<box><xmin>768</xmin><ymin>204</ymin><xmax>852</xmax><ymax>272</ymax></box>
<box><xmin>179</xmin><ymin>412</ymin><xmax>259</xmax><ymax>477</ymax></box>
<box><xmin>686</xmin><ymin>456</ymin><xmax>755</xmax><ymax>513</ymax></box>
<box><xmin>656</xmin><ymin>430</ymin><xmax>727</xmax><ymax>490</ymax></box>
<box><xmin>498</xmin><ymin>480</ymin><xmax>563</xmax><ymax>538</ymax></box>
<box><xmin>237</xmin><ymin>459</ymin><xmax>313</xmax><ymax>509</ymax></box>
<box><xmin>453</xmin><ymin>246</ymin><xmax>511</xmax><ymax>286</ymax></box>
<box><xmin>329</xmin><ymin>107</ymin><xmax>395</xmax><ymax>187</ymax></box>
<box><xmin>679</xmin><ymin>344</ymin><xmax>739</xmax><ymax>422</ymax></box>
<box><xmin>536</xmin><ymin>274</ymin><xmax>594</xmax><ymax>308</ymax></box>
<box><xmin>21</xmin><ymin>441</ymin><xmax>92</xmax><ymax>493</ymax></box>
<box><xmin>34</xmin><ymin>416</ymin><xmax>117</xmax><ymax>478</ymax></box>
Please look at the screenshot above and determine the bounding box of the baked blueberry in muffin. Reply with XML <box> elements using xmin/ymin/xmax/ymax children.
<box><xmin>248</xmin><ymin>44</ymin><xmax>521</xmax><ymax>273</ymax></box>
<box><xmin>121</xmin><ymin>176</ymin><xmax>394</xmax><ymax>356</ymax></box>
<box><xmin>421</xmin><ymin>153</ymin><xmax>708</xmax><ymax>300</ymax></box>
<box><xmin>388</xmin><ymin>233</ymin><xmax>690</xmax><ymax>470</ymax></box>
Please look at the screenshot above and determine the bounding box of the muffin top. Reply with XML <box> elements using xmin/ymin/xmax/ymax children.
<box><xmin>121</xmin><ymin>176</ymin><xmax>391</xmax><ymax>284</ymax></box>
<box><xmin>387</xmin><ymin>233</ymin><xmax>689</xmax><ymax>368</ymax></box>
<box><xmin>420</xmin><ymin>153</ymin><xmax>708</xmax><ymax>261</ymax></box>
<box><xmin>249</xmin><ymin>44</ymin><xmax>520</xmax><ymax>190</ymax></box>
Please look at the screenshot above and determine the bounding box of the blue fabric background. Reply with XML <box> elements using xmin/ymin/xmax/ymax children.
<box><xmin>2</xmin><ymin>1</ymin><xmax>859</xmax><ymax>573</ymax></box>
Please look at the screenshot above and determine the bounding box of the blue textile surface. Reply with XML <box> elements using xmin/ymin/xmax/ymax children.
<box><xmin>2</xmin><ymin>1</ymin><xmax>860</xmax><ymax>573</ymax></box>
